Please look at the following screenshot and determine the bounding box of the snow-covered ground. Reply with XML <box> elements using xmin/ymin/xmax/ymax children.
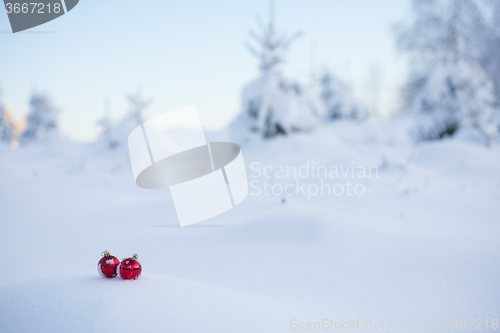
<box><xmin>0</xmin><ymin>121</ymin><xmax>499</xmax><ymax>332</ymax></box>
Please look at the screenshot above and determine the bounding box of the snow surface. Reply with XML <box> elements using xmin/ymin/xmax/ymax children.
<box><xmin>0</xmin><ymin>121</ymin><xmax>499</xmax><ymax>332</ymax></box>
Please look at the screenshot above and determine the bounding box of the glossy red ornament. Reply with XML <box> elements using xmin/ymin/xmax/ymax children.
<box><xmin>119</xmin><ymin>254</ymin><xmax>142</xmax><ymax>280</ymax></box>
<box><xmin>97</xmin><ymin>250</ymin><xmax>120</xmax><ymax>278</ymax></box>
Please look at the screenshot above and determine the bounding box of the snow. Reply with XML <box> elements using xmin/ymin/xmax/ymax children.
<box><xmin>0</xmin><ymin>274</ymin><xmax>292</xmax><ymax>333</ymax></box>
<box><xmin>0</xmin><ymin>121</ymin><xmax>499</xmax><ymax>332</ymax></box>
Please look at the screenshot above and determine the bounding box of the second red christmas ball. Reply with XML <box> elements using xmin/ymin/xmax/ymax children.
<box><xmin>119</xmin><ymin>254</ymin><xmax>142</xmax><ymax>280</ymax></box>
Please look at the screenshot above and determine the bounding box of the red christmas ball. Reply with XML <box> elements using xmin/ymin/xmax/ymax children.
<box><xmin>119</xmin><ymin>254</ymin><xmax>142</xmax><ymax>280</ymax></box>
<box><xmin>97</xmin><ymin>250</ymin><xmax>120</xmax><ymax>278</ymax></box>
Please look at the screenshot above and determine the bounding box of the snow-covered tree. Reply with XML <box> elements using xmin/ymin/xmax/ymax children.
<box><xmin>319</xmin><ymin>69</ymin><xmax>370</xmax><ymax>121</ymax></box>
<box><xmin>100</xmin><ymin>87</ymin><xmax>152</xmax><ymax>151</ymax></box>
<box><xmin>473</xmin><ymin>0</ymin><xmax>500</xmax><ymax>101</ymax></box>
<box><xmin>97</xmin><ymin>99</ymin><xmax>111</xmax><ymax>136</ymax></box>
<box><xmin>0</xmin><ymin>89</ymin><xmax>14</xmax><ymax>144</ymax></box>
<box><xmin>22</xmin><ymin>92</ymin><xmax>58</xmax><ymax>142</ymax></box>
<box><xmin>407</xmin><ymin>57</ymin><xmax>497</xmax><ymax>142</ymax></box>
<box><xmin>126</xmin><ymin>86</ymin><xmax>152</xmax><ymax>126</ymax></box>
<box><xmin>96</xmin><ymin>98</ymin><xmax>117</xmax><ymax>149</ymax></box>
<box><xmin>235</xmin><ymin>1</ymin><xmax>324</xmax><ymax>138</ymax></box>
<box><xmin>395</xmin><ymin>0</ymin><xmax>498</xmax><ymax>144</ymax></box>
<box><xmin>97</xmin><ymin>114</ymin><xmax>112</xmax><ymax>138</ymax></box>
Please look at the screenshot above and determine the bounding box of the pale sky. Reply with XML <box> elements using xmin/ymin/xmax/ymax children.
<box><xmin>0</xmin><ymin>0</ymin><xmax>411</xmax><ymax>142</ymax></box>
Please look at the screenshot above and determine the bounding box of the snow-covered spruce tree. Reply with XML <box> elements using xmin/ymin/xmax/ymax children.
<box><xmin>473</xmin><ymin>0</ymin><xmax>500</xmax><ymax>103</ymax></box>
<box><xmin>407</xmin><ymin>56</ymin><xmax>497</xmax><ymax>142</ymax></box>
<box><xmin>96</xmin><ymin>98</ymin><xmax>116</xmax><ymax>149</ymax></box>
<box><xmin>104</xmin><ymin>87</ymin><xmax>152</xmax><ymax>150</ymax></box>
<box><xmin>125</xmin><ymin>86</ymin><xmax>151</xmax><ymax>127</ymax></box>
<box><xmin>0</xmin><ymin>90</ymin><xmax>14</xmax><ymax>144</ymax></box>
<box><xmin>97</xmin><ymin>113</ymin><xmax>112</xmax><ymax>139</ymax></box>
<box><xmin>319</xmin><ymin>69</ymin><xmax>370</xmax><ymax>121</ymax></box>
<box><xmin>395</xmin><ymin>0</ymin><xmax>498</xmax><ymax>144</ymax></box>
<box><xmin>235</xmin><ymin>4</ymin><xmax>324</xmax><ymax>138</ymax></box>
<box><xmin>22</xmin><ymin>92</ymin><xmax>58</xmax><ymax>142</ymax></box>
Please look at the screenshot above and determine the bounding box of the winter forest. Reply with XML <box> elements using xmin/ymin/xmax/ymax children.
<box><xmin>1</xmin><ymin>0</ymin><xmax>500</xmax><ymax>147</ymax></box>
<box><xmin>1</xmin><ymin>1</ymin><xmax>500</xmax><ymax>332</ymax></box>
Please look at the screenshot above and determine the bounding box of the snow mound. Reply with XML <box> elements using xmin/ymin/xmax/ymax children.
<box><xmin>0</xmin><ymin>274</ymin><xmax>291</xmax><ymax>333</ymax></box>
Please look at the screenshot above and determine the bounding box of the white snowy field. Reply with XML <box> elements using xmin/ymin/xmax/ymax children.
<box><xmin>0</xmin><ymin>120</ymin><xmax>499</xmax><ymax>332</ymax></box>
